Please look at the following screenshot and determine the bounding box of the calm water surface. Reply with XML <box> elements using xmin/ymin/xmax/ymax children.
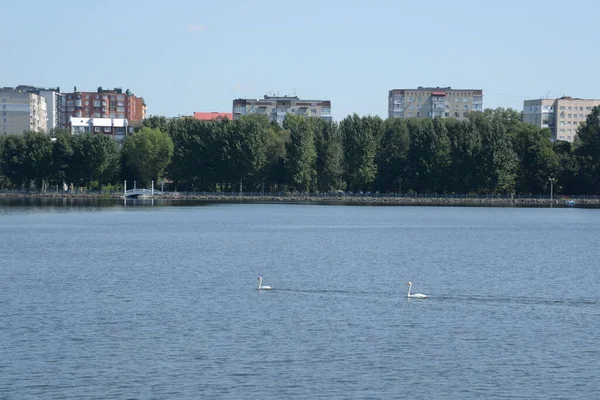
<box><xmin>0</xmin><ymin>200</ymin><xmax>599</xmax><ymax>399</ymax></box>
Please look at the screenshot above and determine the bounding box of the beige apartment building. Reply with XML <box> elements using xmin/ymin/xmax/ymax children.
<box><xmin>388</xmin><ymin>87</ymin><xmax>483</xmax><ymax>120</ymax></box>
<box><xmin>0</xmin><ymin>89</ymin><xmax>47</xmax><ymax>134</ymax></box>
<box><xmin>233</xmin><ymin>95</ymin><xmax>332</xmax><ymax>125</ymax></box>
<box><xmin>522</xmin><ymin>96</ymin><xmax>600</xmax><ymax>142</ymax></box>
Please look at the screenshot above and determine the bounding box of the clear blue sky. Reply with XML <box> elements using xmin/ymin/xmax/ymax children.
<box><xmin>2</xmin><ymin>0</ymin><xmax>599</xmax><ymax>121</ymax></box>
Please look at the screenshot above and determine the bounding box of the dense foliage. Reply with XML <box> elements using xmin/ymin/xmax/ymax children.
<box><xmin>2</xmin><ymin>107</ymin><xmax>600</xmax><ymax>195</ymax></box>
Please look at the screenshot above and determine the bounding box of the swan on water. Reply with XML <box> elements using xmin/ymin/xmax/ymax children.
<box><xmin>257</xmin><ymin>277</ymin><xmax>272</xmax><ymax>290</ymax></box>
<box><xmin>406</xmin><ymin>281</ymin><xmax>428</xmax><ymax>298</ymax></box>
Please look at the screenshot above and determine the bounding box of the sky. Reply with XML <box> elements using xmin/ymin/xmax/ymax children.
<box><xmin>2</xmin><ymin>0</ymin><xmax>599</xmax><ymax>121</ymax></box>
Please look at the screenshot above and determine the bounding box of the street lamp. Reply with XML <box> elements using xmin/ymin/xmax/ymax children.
<box><xmin>549</xmin><ymin>177</ymin><xmax>555</xmax><ymax>202</ymax></box>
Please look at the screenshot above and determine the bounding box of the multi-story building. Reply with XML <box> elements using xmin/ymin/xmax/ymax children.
<box><xmin>1</xmin><ymin>86</ymin><xmax>62</xmax><ymax>133</ymax></box>
<box><xmin>193</xmin><ymin>112</ymin><xmax>233</xmax><ymax>122</ymax></box>
<box><xmin>62</xmin><ymin>87</ymin><xmax>146</xmax><ymax>129</ymax></box>
<box><xmin>70</xmin><ymin>117</ymin><xmax>134</xmax><ymax>143</ymax></box>
<box><xmin>522</xmin><ymin>96</ymin><xmax>600</xmax><ymax>142</ymax></box>
<box><xmin>232</xmin><ymin>95</ymin><xmax>332</xmax><ymax>125</ymax></box>
<box><xmin>0</xmin><ymin>88</ymin><xmax>48</xmax><ymax>134</ymax></box>
<box><xmin>388</xmin><ymin>87</ymin><xmax>483</xmax><ymax>120</ymax></box>
<box><xmin>522</xmin><ymin>99</ymin><xmax>555</xmax><ymax>133</ymax></box>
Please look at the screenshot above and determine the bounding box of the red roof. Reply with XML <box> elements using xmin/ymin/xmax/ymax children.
<box><xmin>193</xmin><ymin>112</ymin><xmax>233</xmax><ymax>121</ymax></box>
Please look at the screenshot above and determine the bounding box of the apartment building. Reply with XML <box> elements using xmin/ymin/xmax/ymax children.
<box><xmin>388</xmin><ymin>87</ymin><xmax>483</xmax><ymax>120</ymax></box>
<box><xmin>0</xmin><ymin>88</ymin><xmax>47</xmax><ymax>134</ymax></box>
<box><xmin>62</xmin><ymin>87</ymin><xmax>146</xmax><ymax>129</ymax></box>
<box><xmin>232</xmin><ymin>95</ymin><xmax>332</xmax><ymax>125</ymax></box>
<box><xmin>70</xmin><ymin>117</ymin><xmax>134</xmax><ymax>142</ymax></box>
<box><xmin>3</xmin><ymin>86</ymin><xmax>65</xmax><ymax>133</ymax></box>
<box><xmin>522</xmin><ymin>96</ymin><xmax>600</xmax><ymax>142</ymax></box>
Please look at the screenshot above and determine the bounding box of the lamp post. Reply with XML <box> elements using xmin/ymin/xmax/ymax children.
<box><xmin>549</xmin><ymin>177</ymin><xmax>555</xmax><ymax>203</ymax></box>
<box><xmin>124</xmin><ymin>180</ymin><xmax>127</xmax><ymax>195</ymax></box>
<box><xmin>151</xmin><ymin>180</ymin><xmax>154</xmax><ymax>196</ymax></box>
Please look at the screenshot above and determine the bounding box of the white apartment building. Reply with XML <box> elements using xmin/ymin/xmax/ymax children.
<box><xmin>233</xmin><ymin>95</ymin><xmax>332</xmax><ymax>125</ymax></box>
<box><xmin>70</xmin><ymin>117</ymin><xmax>134</xmax><ymax>142</ymax></box>
<box><xmin>0</xmin><ymin>89</ymin><xmax>47</xmax><ymax>134</ymax></box>
<box><xmin>522</xmin><ymin>96</ymin><xmax>600</xmax><ymax>142</ymax></box>
<box><xmin>388</xmin><ymin>87</ymin><xmax>483</xmax><ymax>120</ymax></box>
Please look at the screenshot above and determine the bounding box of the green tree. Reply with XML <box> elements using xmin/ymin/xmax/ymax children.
<box><xmin>21</xmin><ymin>131</ymin><xmax>53</xmax><ymax>189</ymax></box>
<box><xmin>122</xmin><ymin>127</ymin><xmax>174</xmax><ymax>188</ymax></box>
<box><xmin>446</xmin><ymin>119</ymin><xmax>482</xmax><ymax>193</ymax></box>
<box><xmin>140</xmin><ymin>116</ymin><xmax>171</xmax><ymax>133</ymax></box>
<box><xmin>1</xmin><ymin>134</ymin><xmax>27</xmax><ymax>188</ymax></box>
<box><xmin>340</xmin><ymin>114</ymin><xmax>381</xmax><ymax>192</ymax></box>
<box><xmin>470</xmin><ymin>111</ymin><xmax>518</xmax><ymax>193</ymax></box>
<box><xmin>312</xmin><ymin>118</ymin><xmax>344</xmax><ymax>192</ymax></box>
<box><xmin>573</xmin><ymin>106</ymin><xmax>600</xmax><ymax>193</ymax></box>
<box><xmin>284</xmin><ymin>114</ymin><xmax>317</xmax><ymax>192</ymax></box>
<box><xmin>406</xmin><ymin>119</ymin><xmax>451</xmax><ymax>193</ymax></box>
<box><xmin>376</xmin><ymin>118</ymin><xmax>410</xmax><ymax>193</ymax></box>
<box><xmin>512</xmin><ymin>125</ymin><xmax>558</xmax><ymax>194</ymax></box>
<box><xmin>69</xmin><ymin>135</ymin><xmax>120</xmax><ymax>188</ymax></box>
<box><xmin>48</xmin><ymin>133</ymin><xmax>73</xmax><ymax>187</ymax></box>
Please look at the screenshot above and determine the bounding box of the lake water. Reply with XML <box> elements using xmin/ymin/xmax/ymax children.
<box><xmin>1</xmin><ymin>200</ymin><xmax>599</xmax><ymax>399</ymax></box>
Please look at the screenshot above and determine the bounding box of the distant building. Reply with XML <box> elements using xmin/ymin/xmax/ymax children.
<box><xmin>232</xmin><ymin>95</ymin><xmax>332</xmax><ymax>125</ymax></box>
<box><xmin>0</xmin><ymin>87</ymin><xmax>47</xmax><ymax>134</ymax></box>
<box><xmin>388</xmin><ymin>87</ymin><xmax>483</xmax><ymax>120</ymax></box>
<box><xmin>193</xmin><ymin>112</ymin><xmax>233</xmax><ymax>121</ymax></box>
<box><xmin>70</xmin><ymin>117</ymin><xmax>134</xmax><ymax>142</ymax></box>
<box><xmin>523</xmin><ymin>96</ymin><xmax>600</xmax><ymax>142</ymax></box>
<box><xmin>62</xmin><ymin>87</ymin><xmax>146</xmax><ymax>129</ymax></box>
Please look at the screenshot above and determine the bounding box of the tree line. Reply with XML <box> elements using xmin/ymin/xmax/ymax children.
<box><xmin>2</xmin><ymin>107</ymin><xmax>600</xmax><ymax>195</ymax></box>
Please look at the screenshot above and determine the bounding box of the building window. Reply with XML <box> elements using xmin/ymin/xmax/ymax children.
<box><xmin>560</xmin><ymin>106</ymin><xmax>565</xmax><ymax>110</ymax></box>
<box><xmin>104</xmin><ymin>127</ymin><xmax>111</xmax><ymax>132</ymax></box>
<box><xmin>95</xmin><ymin>127</ymin><xmax>101</xmax><ymax>132</ymax></box>
<box><xmin>580</xmin><ymin>114</ymin><xmax>584</xmax><ymax>118</ymax></box>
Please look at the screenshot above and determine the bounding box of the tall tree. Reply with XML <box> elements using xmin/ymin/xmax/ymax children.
<box><xmin>312</xmin><ymin>118</ymin><xmax>344</xmax><ymax>192</ymax></box>
<box><xmin>446</xmin><ymin>119</ymin><xmax>482</xmax><ymax>193</ymax></box>
<box><xmin>376</xmin><ymin>118</ymin><xmax>410</xmax><ymax>193</ymax></box>
<box><xmin>21</xmin><ymin>131</ymin><xmax>53</xmax><ymax>189</ymax></box>
<box><xmin>406</xmin><ymin>119</ymin><xmax>451</xmax><ymax>193</ymax></box>
<box><xmin>512</xmin><ymin>125</ymin><xmax>558</xmax><ymax>194</ymax></box>
<box><xmin>340</xmin><ymin>114</ymin><xmax>381</xmax><ymax>192</ymax></box>
<box><xmin>69</xmin><ymin>135</ymin><xmax>120</xmax><ymax>188</ymax></box>
<box><xmin>573</xmin><ymin>106</ymin><xmax>600</xmax><ymax>193</ymax></box>
<box><xmin>470</xmin><ymin>112</ymin><xmax>518</xmax><ymax>193</ymax></box>
<box><xmin>122</xmin><ymin>127</ymin><xmax>174</xmax><ymax>188</ymax></box>
<box><xmin>0</xmin><ymin>134</ymin><xmax>27</xmax><ymax>188</ymax></box>
<box><xmin>284</xmin><ymin>114</ymin><xmax>317</xmax><ymax>192</ymax></box>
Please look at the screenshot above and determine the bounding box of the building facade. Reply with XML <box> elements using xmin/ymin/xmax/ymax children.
<box><xmin>522</xmin><ymin>96</ymin><xmax>600</xmax><ymax>142</ymax></box>
<box><xmin>233</xmin><ymin>95</ymin><xmax>332</xmax><ymax>125</ymax></box>
<box><xmin>70</xmin><ymin>117</ymin><xmax>134</xmax><ymax>142</ymax></box>
<box><xmin>0</xmin><ymin>88</ymin><xmax>47</xmax><ymax>134</ymax></box>
<box><xmin>388</xmin><ymin>87</ymin><xmax>483</xmax><ymax>120</ymax></box>
<box><xmin>193</xmin><ymin>112</ymin><xmax>233</xmax><ymax>121</ymax></box>
<box><xmin>62</xmin><ymin>87</ymin><xmax>146</xmax><ymax>129</ymax></box>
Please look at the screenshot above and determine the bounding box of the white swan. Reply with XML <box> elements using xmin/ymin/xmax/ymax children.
<box><xmin>257</xmin><ymin>277</ymin><xmax>272</xmax><ymax>290</ymax></box>
<box><xmin>407</xmin><ymin>281</ymin><xmax>428</xmax><ymax>298</ymax></box>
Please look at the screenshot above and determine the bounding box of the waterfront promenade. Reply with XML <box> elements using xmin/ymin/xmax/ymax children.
<box><xmin>0</xmin><ymin>190</ymin><xmax>593</xmax><ymax>206</ymax></box>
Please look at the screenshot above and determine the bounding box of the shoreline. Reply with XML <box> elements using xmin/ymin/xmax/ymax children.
<box><xmin>0</xmin><ymin>191</ymin><xmax>592</xmax><ymax>207</ymax></box>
